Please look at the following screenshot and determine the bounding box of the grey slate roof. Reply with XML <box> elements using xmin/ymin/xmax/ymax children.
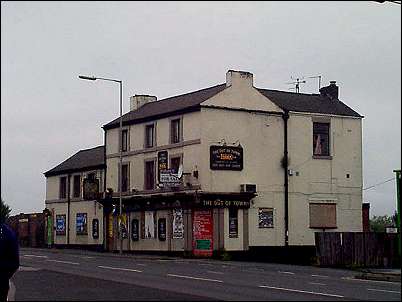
<box><xmin>44</xmin><ymin>146</ymin><xmax>105</xmax><ymax>177</ymax></box>
<box><xmin>103</xmin><ymin>84</ymin><xmax>227</xmax><ymax>129</ymax></box>
<box><xmin>257</xmin><ymin>88</ymin><xmax>362</xmax><ymax>118</ymax></box>
<box><xmin>103</xmin><ymin>83</ymin><xmax>362</xmax><ymax>130</ymax></box>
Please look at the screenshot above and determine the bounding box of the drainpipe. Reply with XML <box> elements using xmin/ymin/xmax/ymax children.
<box><xmin>282</xmin><ymin>111</ymin><xmax>289</xmax><ymax>247</ymax></box>
<box><xmin>67</xmin><ymin>174</ymin><xmax>71</xmax><ymax>245</ymax></box>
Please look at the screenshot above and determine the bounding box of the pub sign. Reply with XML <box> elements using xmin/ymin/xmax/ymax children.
<box><xmin>210</xmin><ymin>145</ymin><xmax>243</xmax><ymax>171</ymax></box>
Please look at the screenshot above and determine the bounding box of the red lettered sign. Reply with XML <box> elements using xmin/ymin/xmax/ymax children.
<box><xmin>193</xmin><ymin>210</ymin><xmax>213</xmax><ymax>257</ymax></box>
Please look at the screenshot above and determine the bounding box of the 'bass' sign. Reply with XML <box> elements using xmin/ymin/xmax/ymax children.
<box><xmin>210</xmin><ymin>145</ymin><xmax>243</xmax><ymax>171</ymax></box>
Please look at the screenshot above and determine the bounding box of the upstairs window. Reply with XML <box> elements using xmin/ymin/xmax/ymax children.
<box><xmin>313</xmin><ymin>122</ymin><xmax>330</xmax><ymax>156</ymax></box>
<box><xmin>59</xmin><ymin>176</ymin><xmax>67</xmax><ymax>199</ymax></box>
<box><xmin>170</xmin><ymin>118</ymin><xmax>181</xmax><ymax>144</ymax></box>
<box><xmin>122</xmin><ymin>129</ymin><xmax>128</xmax><ymax>152</ymax></box>
<box><xmin>121</xmin><ymin>164</ymin><xmax>129</xmax><ymax>193</ymax></box>
<box><xmin>73</xmin><ymin>175</ymin><xmax>81</xmax><ymax>198</ymax></box>
<box><xmin>145</xmin><ymin>160</ymin><xmax>155</xmax><ymax>190</ymax></box>
<box><xmin>145</xmin><ymin>124</ymin><xmax>155</xmax><ymax>148</ymax></box>
<box><xmin>170</xmin><ymin>156</ymin><xmax>182</xmax><ymax>174</ymax></box>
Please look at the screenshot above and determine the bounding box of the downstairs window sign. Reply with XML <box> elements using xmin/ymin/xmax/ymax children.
<box><xmin>210</xmin><ymin>145</ymin><xmax>243</xmax><ymax>171</ymax></box>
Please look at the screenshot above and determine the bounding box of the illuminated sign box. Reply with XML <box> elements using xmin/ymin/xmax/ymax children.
<box><xmin>210</xmin><ymin>145</ymin><xmax>243</xmax><ymax>171</ymax></box>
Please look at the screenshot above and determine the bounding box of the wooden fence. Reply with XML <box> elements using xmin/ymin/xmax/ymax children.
<box><xmin>315</xmin><ymin>232</ymin><xmax>400</xmax><ymax>268</ymax></box>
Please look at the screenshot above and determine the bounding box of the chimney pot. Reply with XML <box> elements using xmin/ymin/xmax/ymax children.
<box><xmin>130</xmin><ymin>95</ymin><xmax>157</xmax><ymax>111</ymax></box>
<box><xmin>319</xmin><ymin>81</ymin><xmax>339</xmax><ymax>100</ymax></box>
<box><xmin>226</xmin><ymin>70</ymin><xmax>253</xmax><ymax>88</ymax></box>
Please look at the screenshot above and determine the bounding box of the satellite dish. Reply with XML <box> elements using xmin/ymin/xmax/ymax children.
<box><xmin>177</xmin><ymin>164</ymin><xmax>183</xmax><ymax>179</ymax></box>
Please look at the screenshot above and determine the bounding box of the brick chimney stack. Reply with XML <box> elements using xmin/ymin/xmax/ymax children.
<box><xmin>320</xmin><ymin>81</ymin><xmax>339</xmax><ymax>100</ymax></box>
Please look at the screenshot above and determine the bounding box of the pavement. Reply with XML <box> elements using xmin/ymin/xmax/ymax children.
<box><xmin>355</xmin><ymin>268</ymin><xmax>401</xmax><ymax>283</ymax></box>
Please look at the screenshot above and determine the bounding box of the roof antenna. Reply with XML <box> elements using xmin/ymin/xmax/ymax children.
<box><xmin>308</xmin><ymin>75</ymin><xmax>322</xmax><ymax>92</ymax></box>
<box><xmin>286</xmin><ymin>76</ymin><xmax>306</xmax><ymax>93</ymax></box>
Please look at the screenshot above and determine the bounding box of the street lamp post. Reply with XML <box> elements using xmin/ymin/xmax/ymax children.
<box><xmin>79</xmin><ymin>75</ymin><xmax>123</xmax><ymax>254</ymax></box>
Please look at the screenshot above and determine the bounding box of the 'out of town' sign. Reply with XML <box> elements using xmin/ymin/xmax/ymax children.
<box><xmin>210</xmin><ymin>145</ymin><xmax>243</xmax><ymax>171</ymax></box>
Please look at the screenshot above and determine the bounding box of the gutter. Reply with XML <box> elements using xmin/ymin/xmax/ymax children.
<box><xmin>282</xmin><ymin>111</ymin><xmax>289</xmax><ymax>247</ymax></box>
<box><xmin>67</xmin><ymin>174</ymin><xmax>71</xmax><ymax>245</ymax></box>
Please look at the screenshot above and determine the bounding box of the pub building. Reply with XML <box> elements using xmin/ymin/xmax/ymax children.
<box><xmin>100</xmin><ymin>70</ymin><xmax>364</xmax><ymax>256</ymax></box>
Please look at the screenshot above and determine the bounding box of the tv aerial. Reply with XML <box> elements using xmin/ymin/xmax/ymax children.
<box><xmin>286</xmin><ymin>76</ymin><xmax>306</xmax><ymax>93</ymax></box>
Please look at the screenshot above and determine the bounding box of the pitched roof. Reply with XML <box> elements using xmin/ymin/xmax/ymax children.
<box><xmin>103</xmin><ymin>84</ymin><xmax>227</xmax><ymax>129</ymax></box>
<box><xmin>44</xmin><ymin>146</ymin><xmax>105</xmax><ymax>177</ymax></box>
<box><xmin>103</xmin><ymin>83</ymin><xmax>362</xmax><ymax>130</ymax></box>
<box><xmin>257</xmin><ymin>88</ymin><xmax>362</xmax><ymax>117</ymax></box>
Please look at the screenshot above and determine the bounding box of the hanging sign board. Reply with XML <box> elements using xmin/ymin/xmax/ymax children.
<box><xmin>210</xmin><ymin>146</ymin><xmax>243</xmax><ymax>171</ymax></box>
<box><xmin>158</xmin><ymin>151</ymin><xmax>168</xmax><ymax>183</ymax></box>
<box><xmin>83</xmin><ymin>178</ymin><xmax>99</xmax><ymax>200</ymax></box>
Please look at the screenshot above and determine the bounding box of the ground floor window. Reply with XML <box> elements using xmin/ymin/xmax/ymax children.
<box><xmin>258</xmin><ymin>208</ymin><xmax>274</xmax><ymax>228</ymax></box>
<box><xmin>228</xmin><ymin>208</ymin><xmax>238</xmax><ymax>238</ymax></box>
<box><xmin>309</xmin><ymin>203</ymin><xmax>337</xmax><ymax>229</ymax></box>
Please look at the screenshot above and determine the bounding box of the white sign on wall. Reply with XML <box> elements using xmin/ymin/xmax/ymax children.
<box><xmin>173</xmin><ymin>209</ymin><xmax>184</xmax><ymax>239</ymax></box>
<box><xmin>145</xmin><ymin>211</ymin><xmax>155</xmax><ymax>239</ymax></box>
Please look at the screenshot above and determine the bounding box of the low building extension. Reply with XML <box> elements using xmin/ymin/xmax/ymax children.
<box><xmin>44</xmin><ymin>145</ymin><xmax>105</xmax><ymax>250</ymax></box>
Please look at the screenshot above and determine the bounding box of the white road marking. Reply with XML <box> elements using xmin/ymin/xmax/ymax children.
<box><xmin>98</xmin><ymin>265</ymin><xmax>142</xmax><ymax>273</ymax></box>
<box><xmin>46</xmin><ymin>260</ymin><xmax>79</xmax><ymax>265</ymax></box>
<box><xmin>341</xmin><ymin>277</ymin><xmax>401</xmax><ymax>285</ymax></box>
<box><xmin>167</xmin><ymin>274</ymin><xmax>223</xmax><ymax>283</ymax></box>
<box><xmin>81</xmin><ymin>256</ymin><xmax>95</xmax><ymax>259</ymax></box>
<box><xmin>311</xmin><ymin>274</ymin><xmax>329</xmax><ymax>278</ymax></box>
<box><xmin>23</xmin><ymin>254</ymin><xmax>48</xmax><ymax>258</ymax></box>
<box><xmin>367</xmin><ymin>288</ymin><xmax>401</xmax><ymax>294</ymax></box>
<box><xmin>278</xmin><ymin>271</ymin><xmax>295</xmax><ymax>275</ymax></box>
<box><xmin>135</xmin><ymin>263</ymin><xmax>147</xmax><ymax>267</ymax></box>
<box><xmin>259</xmin><ymin>285</ymin><xmax>344</xmax><ymax>298</ymax></box>
<box><xmin>18</xmin><ymin>266</ymin><xmax>41</xmax><ymax>272</ymax></box>
<box><xmin>309</xmin><ymin>282</ymin><xmax>326</xmax><ymax>286</ymax></box>
<box><xmin>207</xmin><ymin>271</ymin><xmax>225</xmax><ymax>275</ymax></box>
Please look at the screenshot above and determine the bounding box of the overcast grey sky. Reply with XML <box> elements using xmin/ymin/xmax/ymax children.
<box><xmin>1</xmin><ymin>1</ymin><xmax>401</xmax><ymax>217</ymax></box>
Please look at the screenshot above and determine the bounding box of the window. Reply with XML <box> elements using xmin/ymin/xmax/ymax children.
<box><xmin>59</xmin><ymin>176</ymin><xmax>67</xmax><ymax>199</ymax></box>
<box><xmin>73</xmin><ymin>175</ymin><xmax>81</xmax><ymax>198</ymax></box>
<box><xmin>170</xmin><ymin>156</ymin><xmax>181</xmax><ymax>174</ymax></box>
<box><xmin>87</xmin><ymin>173</ymin><xmax>96</xmax><ymax>180</ymax></box>
<box><xmin>228</xmin><ymin>208</ymin><xmax>238</xmax><ymax>238</ymax></box>
<box><xmin>122</xmin><ymin>129</ymin><xmax>128</xmax><ymax>152</ymax></box>
<box><xmin>145</xmin><ymin>124</ymin><xmax>155</xmax><ymax>148</ymax></box>
<box><xmin>121</xmin><ymin>164</ymin><xmax>129</xmax><ymax>192</ymax></box>
<box><xmin>258</xmin><ymin>208</ymin><xmax>274</xmax><ymax>228</ymax></box>
<box><xmin>309</xmin><ymin>203</ymin><xmax>337</xmax><ymax>229</ymax></box>
<box><xmin>313</xmin><ymin>122</ymin><xmax>330</xmax><ymax>156</ymax></box>
<box><xmin>170</xmin><ymin>118</ymin><xmax>181</xmax><ymax>144</ymax></box>
<box><xmin>76</xmin><ymin>213</ymin><xmax>88</xmax><ymax>235</ymax></box>
<box><xmin>145</xmin><ymin>160</ymin><xmax>155</xmax><ymax>190</ymax></box>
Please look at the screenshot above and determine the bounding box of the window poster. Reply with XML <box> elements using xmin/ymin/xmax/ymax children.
<box><xmin>258</xmin><ymin>208</ymin><xmax>274</xmax><ymax>228</ymax></box>
<box><xmin>76</xmin><ymin>213</ymin><xmax>88</xmax><ymax>235</ymax></box>
<box><xmin>158</xmin><ymin>218</ymin><xmax>167</xmax><ymax>241</ymax></box>
<box><xmin>56</xmin><ymin>214</ymin><xmax>66</xmax><ymax>235</ymax></box>
<box><xmin>92</xmin><ymin>219</ymin><xmax>99</xmax><ymax>239</ymax></box>
<box><xmin>172</xmin><ymin>209</ymin><xmax>184</xmax><ymax>239</ymax></box>
<box><xmin>144</xmin><ymin>211</ymin><xmax>155</xmax><ymax>239</ymax></box>
<box><xmin>193</xmin><ymin>210</ymin><xmax>213</xmax><ymax>257</ymax></box>
<box><xmin>131</xmin><ymin>219</ymin><xmax>139</xmax><ymax>241</ymax></box>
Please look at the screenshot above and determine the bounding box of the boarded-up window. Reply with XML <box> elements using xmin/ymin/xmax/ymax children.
<box><xmin>309</xmin><ymin>203</ymin><xmax>337</xmax><ymax>228</ymax></box>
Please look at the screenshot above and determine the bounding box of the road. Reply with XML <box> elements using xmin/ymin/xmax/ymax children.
<box><xmin>11</xmin><ymin>247</ymin><xmax>401</xmax><ymax>301</ymax></box>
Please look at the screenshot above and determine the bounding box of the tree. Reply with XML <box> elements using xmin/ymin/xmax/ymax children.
<box><xmin>0</xmin><ymin>198</ymin><xmax>12</xmax><ymax>223</ymax></box>
<box><xmin>370</xmin><ymin>215</ymin><xmax>394</xmax><ymax>232</ymax></box>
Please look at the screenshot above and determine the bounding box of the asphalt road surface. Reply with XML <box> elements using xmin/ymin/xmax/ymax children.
<box><xmin>11</xmin><ymin>247</ymin><xmax>401</xmax><ymax>301</ymax></box>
